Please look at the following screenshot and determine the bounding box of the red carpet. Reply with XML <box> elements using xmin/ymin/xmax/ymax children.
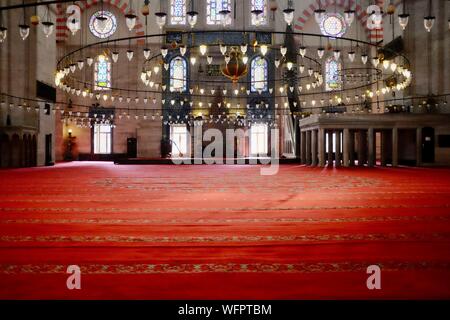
<box><xmin>0</xmin><ymin>162</ymin><xmax>449</xmax><ymax>299</ymax></box>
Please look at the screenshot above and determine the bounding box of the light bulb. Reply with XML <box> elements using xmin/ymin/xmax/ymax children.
<box><xmin>286</xmin><ymin>62</ymin><xmax>293</xmax><ymax>71</ymax></box>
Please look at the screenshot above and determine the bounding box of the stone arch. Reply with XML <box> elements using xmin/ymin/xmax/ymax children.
<box><xmin>56</xmin><ymin>0</ymin><xmax>146</xmax><ymax>45</ymax></box>
<box><xmin>293</xmin><ymin>0</ymin><xmax>385</xmax><ymax>43</ymax></box>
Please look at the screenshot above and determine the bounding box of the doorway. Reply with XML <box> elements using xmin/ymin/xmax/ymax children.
<box><xmin>45</xmin><ymin>134</ymin><xmax>52</xmax><ymax>165</ymax></box>
<box><xmin>170</xmin><ymin>125</ymin><xmax>188</xmax><ymax>158</ymax></box>
<box><xmin>422</xmin><ymin>127</ymin><xmax>435</xmax><ymax>163</ymax></box>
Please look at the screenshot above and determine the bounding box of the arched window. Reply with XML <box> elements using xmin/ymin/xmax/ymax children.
<box><xmin>170</xmin><ymin>0</ymin><xmax>186</xmax><ymax>25</ymax></box>
<box><xmin>251</xmin><ymin>56</ymin><xmax>268</xmax><ymax>92</ymax></box>
<box><xmin>325</xmin><ymin>57</ymin><xmax>342</xmax><ymax>91</ymax></box>
<box><xmin>207</xmin><ymin>0</ymin><xmax>232</xmax><ymax>25</ymax></box>
<box><xmin>94</xmin><ymin>55</ymin><xmax>111</xmax><ymax>91</ymax></box>
<box><xmin>170</xmin><ymin>57</ymin><xmax>187</xmax><ymax>92</ymax></box>
<box><xmin>251</xmin><ymin>0</ymin><xmax>267</xmax><ymax>25</ymax></box>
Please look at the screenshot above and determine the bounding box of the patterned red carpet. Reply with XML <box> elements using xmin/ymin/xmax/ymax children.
<box><xmin>0</xmin><ymin>162</ymin><xmax>449</xmax><ymax>299</ymax></box>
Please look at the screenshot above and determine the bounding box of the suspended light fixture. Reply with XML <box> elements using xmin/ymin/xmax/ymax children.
<box><xmin>0</xmin><ymin>26</ymin><xmax>7</xmax><ymax>43</ymax></box>
<box><xmin>161</xmin><ymin>47</ymin><xmax>168</xmax><ymax>58</ymax></box>
<box><xmin>179</xmin><ymin>45</ymin><xmax>187</xmax><ymax>56</ymax></box>
<box><xmin>286</xmin><ymin>62</ymin><xmax>294</xmax><ymax>71</ymax></box>
<box><xmin>207</xmin><ymin>56</ymin><xmax>213</xmax><ymax>64</ymax></box>
<box><xmin>125</xmin><ymin>13</ymin><xmax>137</xmax><ymax>31</ymax></box>
<box><xmin>274</xmin><ymin>58</ymin><xmax>281</xmax><ymax>68</ymax></box>
<box><xmin>86</xmin><ymin>57</ymin><xmax>94</xmax><ymax>66</ymax></box>
<box><xmin>334</xmin><ymin>50</ymin><xmax>341</xmax><ymax>60</ymax></box>
<box><xmin>314</xmin><ymin>8</ymin><xmax>326</xmax><ymax>24</ymax></box>
<box><xmin>344</xmin><ymin>9</ymin><xmax>356</xmax><ymax>26</ymax></box>
<box><xmin>424</xmin><ymin>0</ymin><xmax>435</xmax><ymax>32</ymax></box>
<box><xmin>240</xmin><ymin>43</ymin><xmax>248</xmax><ymax>54</ymax></box>
<box><xmin>280</xmin><ymin>46</ymin><xmax>287</xmax><ymax>57</ymax></box>
<box><xmin>242</xmin><ymin>56</ymin><xmax>248</xmax><ymax>64</ymax></box>
<box><xmin>283</xmin><ymin>7</ymin><xmax>295</xmax><ymax>25</ymax></box>
<box><xmin>383</xmin><ymin>59</ymin><xmax>390</xmax><ymax>70</ymax></box>
<box><xmin>19</xmin><ymin>24</ymin><xmax>30</xmax><ymax>40</ymax></box>
<box><xmin>251</xmin><ymin>9</ymin><xmax>264</xmax><ymax>26</ymax></box>
<box><xmin>199</xmin><ymin>44</ymin><xmax>207</xmax><ymax>56</ymax></box>
<box><xmin>155</xmin><ymin>12</ymin><xmax>167</xmax><ymax>29</ymax></box>
<box><xmin>143</xmin><ymin>48</ymin><xmax>151</xmax><ymax>60</ymax></box>
<box><xmin>190</xmin><ymin>56</ymin><xmax>197</xmax><ymax>66</ymax></box>
<box><xmin>260</xmin><ymin>44</ymin><xmax>268</xmax><ymax>56</ymax></box>
<box><xmin>361</xmin><ymin>54</ymin><xmax>368</xmax><ymax>65</ymax></box>
<box><xmin>299</xmin><ymin>64</ymin><xmax>305</xmax><ymax>74</ymax></box>
<box><xmin>187</xmin><ymin>11</ymin><xmax>199</xmax><ymax>28</ymax></box>
<box><xmin>220</xmin><ymin>44</ymin><xmax>227</xmax><ymax>55</ymax></box>
<box><xmin>127</xmin><ymin>50</ymin><xmax>134</xmax><ymax>61</ymax></box>
<box><xmin>348</xmin><ymin>51</ymin><xmax>355</xmax><ymax>62</ymax></box>
<box><xmin>398</xmin><ymin>0</ymin><xmax>410</xmax><ymax>31</ymax></box>
<box><xmin>42</xmin><ymin>21</ymin><xmax>54</xmax><ymax>37</ymax></box>
<box><xmin>299</xmin><ymin>46</ymin><xmax>306</xmax><ymax>57</ymax></box>
<box><xmin>77</xmin><ymin>60</ymin><xmax>84</xmax><ymax>70</ymax></box>
<box><xmin>317</xmin><ymin>47</ymin><xmax>325</xmax><ymax>59</ymax></box>
<box><xmin>219</xmin><ymin>9</ymin><xmax>231</xmax><ymax>26</ymax></box>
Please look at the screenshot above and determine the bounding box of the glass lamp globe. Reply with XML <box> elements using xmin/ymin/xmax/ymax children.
<box><xmin>125</xmin><ymin>13</ymin><xmax>137</xmax><ymax>31</ymax></box>
<box><xmin>219</xmin><ymin>10</ymin><xmax>231</xmax><ymax>26</ymax></box>
<box><xmin>348</xmin><ymin>51</ymin><xmax>356</xmax><ymax>62</ymax></box>
<box><xmin>344</xmin><ymin>9</ymin><xmax>355</xmax><ymax>26</ymax></box>
<box><xmin>155</xmin><ymin>12</ymin><xmax>167</xmax><ymax>29</ymax></box>
<box><xmin>260</xmin><ymin>44</ymin><xmax>268</xmax><ymax>56</ymax></box>
<box><xmin>199</xmin><ymin>44</ymin><xmax>207</xmax><ymax>56</ymax></box>
<box><xmin>398</xmin><ymin>13</ymin><xmax>410</xmax><ymax>30</ymax></box>
<box><xmin>317</xmin><ymin>48</ymin><xmax>325</xmax><ymax>59</ymax></box>
<box><xmin>314</xmin><ymin>9</ymin><xmax>325</xmax><ymax>24</ymax></box>
<box><xmin>283</xmin><ymin>8</ymin><xmax>295</xmax><ymax>25</ymax></box>
<box><xmin>96</xmin><ymin>14</ymin><xmax>108</xmax><ymax>32</ymax></box>
<box><xmin>424</xmin><ymin>16</ymin><xmax>435</xmax><ymax>32</ymax></box>
<box><xmin>126</xmin><ymin>50</ymin><xmax>134</xmax><ymax>61</ymax></box>
<box><xmin>19</xmin><ymin>24</ymin><xmax>30</xmax><ymax>40</ymax></box>
<box><xmin>143</xmin><ymin>48</ymin><xmax>151</xmax><ymax>60</ymax></box>
<box><xmin>42</xmin><ymin>21</ymin><xmax>54</xmax><ymax>37</ymax></box>
<box><xmin>0</xmin><ymin>27</ymin><xmax>7</xmax><ymax>43</ymax></box>
<box><xmin>187</xmin><ymin>11</ymin><xmax>198</xmax><ymax>28</ymax></box>
<box><xmin>251</xmin><ymin>9</ymin><xmax>264</xmax><ymax>26</ymax></box>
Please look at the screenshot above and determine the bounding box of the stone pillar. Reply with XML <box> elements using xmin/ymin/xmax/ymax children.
<box><xmin>327</xmin><ymin>130</ymin><xmax>333</xmax><ymax>167</ymax></box>
<box><xmin>358</xmin><ymin>130</ymin><xmax>365</xmax><ymax>166</ymax></box>
<box><xmin>318</xmin><ymin>128</ymin><xmax>326</xmax><ymax>167</ymax></box>
<box><xmin>335</xmin><ymin>130</ymin><xmax>341</xmax><ymax>167</ymax></box>
<box><xmin>380</xmin><ymin>130</ymin><xmax>387</xmax><ymax>167</ymax></box>
<box><xmin>368</xmin><ymin>128</ymin><xmax>375</xmax><ymax>167</ymax></box>
<box><xmin>311</xmin><ymin>130</ymin><xmax>317</xmax><ymax>166</ymax></box>
<box><xmin>392</xmin><ymin>128</ymin><xmax>399</xmax><ymax>167</ymax></box>
<box><xmin>300</xmin><ymin>131</ymin><xmax>306</xmax><ymax>164</ymax></box>
<box><xmin>349</xmin><ymin>130</ymin><xmax>355</xmax><ymax>167</ymax></box>
<box><xmin>416</xmin><ymin>127</ymin><xmax>422</xmax><ymax>167</ymax></box>
<box><xmin>305</xmin><ymin>130</ymin><xmax>311</xmax><ymax>165</ymax></box>
<box><xmin>343</xmin><ymin>128</ymin><xmax>350</xmax><ymax>167</ymax></box>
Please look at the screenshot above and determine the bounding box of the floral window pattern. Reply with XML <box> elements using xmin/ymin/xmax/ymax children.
<box><xmin>170</xmin><ymin>0</ymin><xmax>187</xmax><ymax>25</ymax></box>
<box><xmin>94</xmin><ymin>55</ymin><xmax>111</xmax><ymax>91</ymax></box>
<box><xmin>207</xmin><ymin>0</ymin><xmax>231</xmax><ymax>25</ymax></box>
<box><xmin>325</xmin><ymin>57</ymin><xmax>342</xmax><ymax>91</ymax></box>
<box><xmin>170</xmin><ymin>57</ymin><xmax>187</xmax><ymax>92</ymax></box>
<box><xmin>251</xmin><ymin>56</ymin><xmax>268</xmax><ymax>92</ymax></box>
<box><xmin>89</xmin><ymin>11</ymin><xmax>117</xmax><ymax>39</ymax></box>
<box><xmin>320</xmin><ymin>13</ymin><xmax>347</xmax><ymax>38</ymax></box>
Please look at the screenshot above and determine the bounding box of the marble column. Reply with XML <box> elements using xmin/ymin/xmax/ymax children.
<box><xmin>349</xmin><ymin>130</ymin><xmax>355</xmax><ymax>167</ymax></box>
<box><xmin>358</xmin><ymin>130</ymin><xmax>366</xmax><ymax>167</ymax></box>
<box><xmin>416</xmin><ymin>127</ymin><xmax>422</xmax><ymax>167</ymax></box>
<box><xmin>368</xmin><ymin>128</ymin><xmax>375</xmax><ymax>167</ymax></box>
<box><xmin>311</xmin><ymin>130</ymin><xmax>318</xmax><ymax>166</ymax></box>
<box><xmin>343</xmin><ymin>128</ymin><xmax>350</xmax><ymax>167</ymax></box>
<box><xmin>318</xmin><ymin>128</ymin><xmax>326</xmax><ymax>167</ymax></box>
<box><xmin>300</xmin><ymin>131</ymin><xmax>306</xmax><ymax>164</ymax></box>
<box><xmin>327</xmin><ymin>130</ymin><xmax>333</xmax><ymax>167</ymax></box>
<box><xmin>305</xmin><ymin>130</ymin><xmax>311</xmax><ymax>165</ymax></box>
<box><xmin>335</xmin><ymin>130</ymin><xmax>341</xmax><ymax>167</ymax></box>
<box><xmin>380</xmin><ymin>130</ymin><xmax>387</xmax><ymax>167</ymax></box>
<box><xmin>392</xmin><ymin>127</ymin><xmax>399</xmax><ymax>167</ymax></box>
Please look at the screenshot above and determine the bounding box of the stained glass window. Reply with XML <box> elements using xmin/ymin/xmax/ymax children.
<box><xmin>251</xmin><ymin>0</ymin><xmax>267</xmax><ymax>25</ymax></box>
<box><xmin>251</xmin><ymin>56</ymin><xmax>268</xmax><ymax>92</ymax></box>
<box><xmin>94</xmin><ymin>55</ymin><xmax>111</xmax><ymax>91</ymax></box>
<box><xmin>325</xmin><ymin>57</ymin><xmax>342</xmax><ymax>91</ymax></box>
<box><xmin>170</xmin><ymin>0</ymin><xmax>186</xmax><ymax>25</ymax></box>
<box><xmin>320</xmin><ymin>13</ymin><xmax>347</xmax><ymax>38</ymax></box>
<box><xmin>207</xmin><ymin>0</ymin><xmax>231</xmax><ymax>25</ymax></box>
<box><xmin>89</xmin><ymin>11</ymin><xmax>117</xmax><ymax>39</ymax></box>
<box><xmin>170</xmin><ymin>57</ymin><xmax>187</xmax><ymax>92</ymax></box>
